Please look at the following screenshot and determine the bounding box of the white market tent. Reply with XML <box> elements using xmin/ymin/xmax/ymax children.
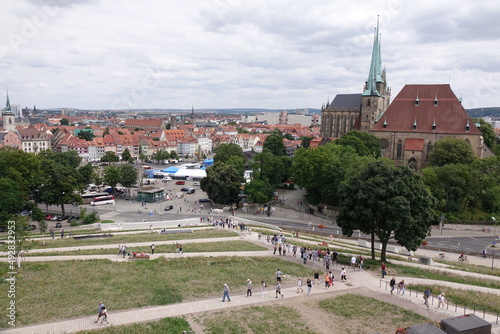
<box><xmin>173</xmin><ymin>168</ymin><xmax>207</xmax><ymax>180</ymax></box>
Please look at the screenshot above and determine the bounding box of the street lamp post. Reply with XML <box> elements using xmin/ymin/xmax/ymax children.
<box><xmin>492</xmin><ymin>242</ymin><xmax>496</xmax><ymax>270</ymax></box>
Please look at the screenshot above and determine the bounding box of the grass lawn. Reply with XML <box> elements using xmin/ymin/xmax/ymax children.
<box><xmin>23</xmin><ymin>240</ymin><xmax>267</xmax><ymax>256</ymax></box>
<box><xmin>0</xmin><ymin>257</ymin><xmax>313</xmax><ymax>328</ymax></box>
<box><xmin>83</xmin><ymin>317</ymin><xmax>193</xmax><ymax>334</ymax></box>
<box><xmin>195</xmin><ymin>305</ymin><xmax>319</xmax><ymax>334</ymax></box>
<box><xmin>318</xmin><ymin>294</ymin><xmax>430</xmax><ymax>333</ymax></box>
<box><xmin>407</xmin><ymin>284</ymin><xmax>500</xmax><ymax>315</ymax></box>
<box><xmin>0</xmin><ymin>229</ymin><xmax>238</xmax><ymax>251</ymax></box>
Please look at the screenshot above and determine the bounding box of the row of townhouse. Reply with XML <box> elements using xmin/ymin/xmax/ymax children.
<box><xmin>0</xmin><ymin>125</ymin><xmax>51</xmax><ymax>153</ymax></box>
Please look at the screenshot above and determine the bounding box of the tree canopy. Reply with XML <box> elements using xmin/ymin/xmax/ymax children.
<box><xmin>337</xmin><ymin>161</ymin><xmax>438</xmax><ymax>261</ymax></box>
<box><xmin>214</xmin><ymin>143</ymin><xmax>244</xmax><ymax>164</ymax></box>
<box><xmin>334</xmin><ymin>130</ymin><xmax>381</xmax><ymax>158</ymax></box>
<box><xmin>428</xmin><ymin>137</ymin><xmax>475</xmax><ymax>166</ymax></box>
<box><xmin>200</xmin><ymin>162</ymin><xmax>244</xmax><ymax>204</ymax></box>
<box><xmin>263</xmin><ymin>132</ymin><xmax>286</xmax><ymax>156</ymax></box>
<box><xmin>101</xmin><ymin>151</ymin><xmax>119</xmax><ymax>164</ymax></box>
<box><xmin>77</xmin><ymin>130</ymin><xmax>95</xmax><ymax>141</ymax></box>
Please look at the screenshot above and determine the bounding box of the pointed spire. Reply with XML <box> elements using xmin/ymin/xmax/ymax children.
<box><xmin>5</xmin><ymin>89</ymin><xmax>12</xmax><ymax>111</ymax></box>
<box><xmin>363</xmin><ymin>16</ymin><xmax>383</xmax><ymax>96</ymax></box>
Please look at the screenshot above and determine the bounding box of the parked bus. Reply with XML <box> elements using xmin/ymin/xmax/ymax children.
<box><xmin>81</xmin><ymin>192</ymin><xmax>108</xmax><ymax>205</ymax></box>
<box><xmin>91</xmin><ymin>195</ymin><xmax>115</xmax><ymax>206</ymax></box>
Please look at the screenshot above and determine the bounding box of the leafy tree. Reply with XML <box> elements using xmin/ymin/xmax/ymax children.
<box><xmin>77</xmin><ymin>130</ymin><xmax>95</xmax><ymax>141</ymax></box>
<box><xmin>139</xmin><ymin>153</ymin><xmax>147</xmax><ymax>162</ymax></box>
<box><xmin>337</xmin><ymin>161</ymin><xmax>438</xmax><ymax>261</ymax></box>
<box><xmin>263</xmin><ymin>133</ymin><xmax>286</xmax><ymax>156</ymax></box>
<box><xmin>251</xmin><ymin>149</ymin><xmax>284</xmax><ymax>187</ymax></box>
<box><xmin>60</xmin><ymin>118</ymin><xmax>69</xmax><ymax>125</ymax></box>
<box><xmin>237</xmin><ymin>128</ymin><xmax>250</xmax><ymax>134</ymax></box>
<box><xmin>428</xmin><ymin>137</ymin><xmax>475</xmax><ymax>166</ymax></box>
<box><xmin>284</xmin><ymin>133</ymin><xmax>294</xmax><ymax>141</ymax></box>
<box><xmin>36</xmin><ymin>151</ymin><xmax>86</xmax><ymax>215</ymax></box>
<box><xmin>244</xmin><ymin>178</ymin><xmax>275</xmax><ymax>203</ymax></box>
<box><xmin>226</xmin><ymin>155</ymin><xmax>245</xmax><ymax>177</ymax></box>
<box><xmin>119</xmin><ymin>164</ymin><xmax>138</xmax><ymax>188</ymax></box>
<box><xmin>299</xmin><ymin>136</ymin><xmax>315</xmax><ymax>148</ymax></box>
<box><xmin>103</xmin><ymin>165</ymin><xmax>121</xmax><ymax>191</ymax></box>
<box><xmin>121</xmin><ymin>148</ymin><xmax>132</xmax><ymax>162</ymax></box>
<box><xmin>118</xmin><ymin>131</ymin><xmax>124</xmax><ymax>135</ymax></box>
<box><xmin>0</xmin><ymin>178</ymin><xmax>25</xmax><ymax>223</ymax></box>
<box><xmin>214</xmin><ymin>143</ymin><xmax>244</xmax><ymax>164</ymax></box>
<box><xmin>291</xmin><ymin>144</ymin><xmax>378</xmax><ymax>205</ymax></box>
<box><xmin>101</xmin><ymin>151</ymin><xmax>119</xmax><ymax>164</ymax></box>
<box><xmin>334</xmin><ymin>130</ymin><xmax>381</xmax><ymax>158</ymax></box>
<box><xmin>77</xmin><ymin>163</ymin><xmax>94</xmax><ymax>186</ymax></box>
<box><xmin>422</xmin><ymin>164</ymin><xmax>473</xmax><ymax>214</ymax></box>
<box><xmin>152</xmin><ymin>149</ymin><xmax>170</xmax><ymax>164</ymax></box>
<box><xmin>474</xmin><ymin>118</ymin><xmax>496</xmax><ymax>150</ymax></box>
<box><xmin>170</xmin><ymin>151</ymin><xmax>178</xmax><ymax>160</ymax></box>
<box><xmin>200</xmin><ymin>162</ymin><xmax>244</xmax><ymax>204</ymax></box>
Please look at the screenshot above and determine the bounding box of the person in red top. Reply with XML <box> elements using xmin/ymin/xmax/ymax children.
<box><xmin>381</xmin><ymin>262</ymin><xmax>386</xmax><ymax>278</ymax></box>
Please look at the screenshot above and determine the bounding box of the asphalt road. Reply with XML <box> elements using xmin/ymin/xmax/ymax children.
<box><xmin>425</xmin><ymin>235</ymin><xmax>498</xmax><ymax>255</ymax></box>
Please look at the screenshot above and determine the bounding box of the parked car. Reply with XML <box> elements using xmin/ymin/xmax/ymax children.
<box><xmin>57</xmin><ymin>215</ymin><xmax>70</xmax><ymax>221</ymax></box>
<box><xmin>50</xmin><ymin>216</ymin><xmax>60</xmax><ymax>221</ymax></box>
<box><xmin>45</xmin><ymin>215</ymin><xmax>54</xmax><ymax>220</ymax></box>
<box><xmin>198</xmin><ymin>198</ymin><xmax>210</xmax><ymax>203</ymax></box>
<box><xmin>164</xmin><ymin>205</ymin><xmax>174</xmax><ymax>211</ymax></box>
<box><xmin>180</xmin><ymin>187</ymin><xmax>190</xmax><ymax>192</ymax></box>
<box><xmin>68</xmin><ymin>216</ymin><xmax>79</xmax><ymax>224</ymax></box>
<box><xmin>19</xmin><ymin>210</ymin><xmax>30</xmax><ymax>216</ymax></box>
<box><xmin>175</xmin><ymin>180</ymin><xmax>185</xmax><ymax>185</ymax></box>
<box><xmin>193</xmin><ymin>182</ymin><xmax>200</xmax><ymax>186</ymax></box>
<box><xmin>55</xmin><ymin>222</ymin><xmax>62</xmax><ymax>228</ymax></box>
<box><xmin>187</xmin><ymin>188</ymin><xmax>195</xmax><ymax>194</ymax></box>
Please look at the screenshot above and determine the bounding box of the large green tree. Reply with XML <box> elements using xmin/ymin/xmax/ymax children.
<box><xmin>121</xmin><ymin>148</ymin><xmax>132</xmax><ymax>163</ymax></box>
<box><xmin>152</xmin><ymin>149</ymin><xmax>170</xmax><ymax>164</ymax></box>
<box><xmin>37</xmin><ymin>151</ymin><xmax>87</xmax><ymax>215</ymax></box>
<box><xmin>428</xmin><ymin>137</ymin><xmax>475</xmax><ymax>166</ymax></box>
<box><xmin>474</xmin><ymin>118</ymin><xmax>496</xmax><ymax>150</ymax></box>
<box><xmin>103</xmin><ymin>165</ymin><xmax>121</xmax><ymax>191</ymax></box>
<box><xmin>334</xmin><ymin>130</ymin><xmax>381</xmax><ymax>158</ymax></box>
<box><xmin>77</xmin><ymin>130</ymin><xmax>95</xmax><ymax>141</ymax></box>
<box><xmin>291</xmin><ymin>144</ymin><xmax>377</xmax><ymax>205</ymax></box>
<box><xmin>119</xmin><ymin>164</ymin><xmax>138</xmax><ymax>189</ymax></box>
<box><xmin>337</xmin><ymin>161</ymin><xmax>438</xmax><ymax>261</ymax></box>
<box><xmin>213</xmin><ymin>143</ymin><xmax>244</xmax><ymax>164</ymax></box>
<box><xmin>263</xmin><ymin>132</ymin><xmax>286</xmax><ymax>156</ymax></box>
<box><xmin>200</xmin><ymin>162</ymin><xmax>244</xmax><ymax>204</ymax></box>
<box><xmin>101</xmin><ymin>151</ymin><xmax>119</xmax><ymax>164</ymax></box>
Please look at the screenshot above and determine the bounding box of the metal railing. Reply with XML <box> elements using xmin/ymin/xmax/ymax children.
<box><xmin>379</xmin><ymin>279</ymin><xmax>499</xmax><ymax>325</ymax></box>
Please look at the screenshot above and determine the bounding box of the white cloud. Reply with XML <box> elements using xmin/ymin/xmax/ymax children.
<box><xmin>0</xmin><ymin>0</ymin><xmax>498</xmax><ymax>109</ymax></box>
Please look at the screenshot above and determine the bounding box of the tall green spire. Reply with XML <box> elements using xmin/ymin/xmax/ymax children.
<box><xmin>363</xmin><ymin>17</ymin><xmax>383</xmax><ymax>96</ymax></box>
<box><xmin>3</xmin><ymin>89</ymin><xmax>13</xmax><ymax>113</ymax></box>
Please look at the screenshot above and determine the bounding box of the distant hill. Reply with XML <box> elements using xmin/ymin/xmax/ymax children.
<box><xmin>467</xmin><ymin>107</ymin><xmax>500</xmax><ymax>118</ymax></box>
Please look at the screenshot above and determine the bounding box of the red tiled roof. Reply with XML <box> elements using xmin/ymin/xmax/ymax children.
<box><xmin>404</xmin><ymin>138</ymin><xmax>424</xmax><ymax>151</ymax></box>
<box><xmin>372</xmin><ymin>84</ymin><xmax>480</xmax><ymax>134</ymax></box>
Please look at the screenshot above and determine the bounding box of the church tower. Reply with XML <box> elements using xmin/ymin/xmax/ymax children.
<box><xmin>360</xmin><ymin>18</ymin><xmax>391</xmax><ymax>132</ymax></box>
<box><xmin>2</xmin><ymin>90</ymin><xmax>16</xmax><ymax>131</ymax></box>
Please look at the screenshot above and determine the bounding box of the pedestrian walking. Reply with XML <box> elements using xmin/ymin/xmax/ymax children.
<box><xmin>296</xmin><ymin>277</ymin><xmax>303</xmax><ymax>293</ymax></box>
<box><xmin>275</xmin><ymin>282</ymin><xmax>284</xmax><ymax>298</ymax></box>
<box><xmin>95</xmin><ymin>301</ymin><xmax>105</xmax><ymax>323</ymax></box>
<box><xmin>150</xmin><ymin>244</ymin><xmax>155</xmax><ymax>255</ymax></box>
<box><xmin>340</xmin><ymin>267</ymin><xmax>347</xmax><ymax>282</ymax></box>
<box><xmin>381</xmin><ymin>262</ymin><xmax>386</xmax><ymax>278</ymax></box>
<box><xmin>397</xmin><ymin>280</ymin><xmax>405</xmax><ymax>295</ymax></box>
<box><xmin>328</xmin><ymin>271</ymin><xmax>334</xmax><ymax>286</ymax></box>
<box><xmin>314</xmin><ymin>271</ymin><xmax>320</xmax><ymax>286</ymax></box>
<box><xmin>246</xmin><ymin>279</ymin><xmax>252</xmax><ymax>297</ymax></box>
<box><xmin>122</xmin><ymin>245</ymin><xmax>127</xmax><ymax>258</ymax></box>
<box><xmin>117</xmin><ymin>245</ymin><xmax>122</xmax><ymax>256</ymax></box>
<box><xmin>99</xmin><ymin>306</ymin><xmax>109</xmax><ymax>325</ymax></box>
<box><xmin>302</xmin><ymin>252</ymin><xmax>308</xmax><ymax>264</ymax></box>
<box><xmin>482</xmin><ymin>249</ymin><xmax>487</xmax><ymax>258</ymax></box>
<box><xmin>424</xmin><ymin>288</ymin><xmax>431</xmax><ymax>307</ymax></box>
<box><xmin>437</xmin><ymin>293</ymin><xmax>445</xmax><ymax>309</ymax></box>
<box><xmin>275</xmin><ymin>269</ymin><xmax>283</xmax><ymax>282</ymax></box>
<box><xmin>351</xmin><ymin>256</ymin><xmax>356</xmax><ymax>270</ymax></box>
<box><xmin>261</xmin><ymin>281</ymin><xmax>267</xmax><ymax>297</ymax></box>
<box><xmin>324</xmin><ymin>272</ymin><xmax>330</xmax><ymax>288</ymax></box>
<box><xmin>222</xmin><ymin>284</ymin><xmax>231</xmax><ymax>302</ymax></box>
<box><xmin>306</xmin><ymin>278</ymin><xmax>312</xmax><ymax>295</ymax></box>
<box><xmin>390</xmin><ymin>277</ymin><xmax>396</xmax><ymax>295</ymax></box>
<box><xmin>358</xmin><ymin>255</ymin><xmax>364</xmax><ymax>271</ymax></box>
<box><xmin>61</xmin><ymin>229</ymin><xmax>65</xmax><ymax>238</ymax></box>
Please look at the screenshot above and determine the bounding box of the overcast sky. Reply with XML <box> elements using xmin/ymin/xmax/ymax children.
<box><xmin>1</xmin><ymin>0</ymin><xmax>499</xmax><ymax>110</ymax></box>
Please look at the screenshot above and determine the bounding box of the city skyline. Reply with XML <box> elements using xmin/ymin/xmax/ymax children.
<box><xmin>1</xmin><ymin>0</ymin><xmax>499</xmax><ymax>110</ymax></box>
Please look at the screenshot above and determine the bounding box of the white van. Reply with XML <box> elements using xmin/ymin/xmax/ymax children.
<box><xmin>212</xmin><ymin>209</ymin><xmax>223</xmax><ymax>214</ymax></box>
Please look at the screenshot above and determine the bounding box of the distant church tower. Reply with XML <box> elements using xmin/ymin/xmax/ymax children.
<box><xmin>2</xmin><ymin>90</ymin><xmax>16</xmax><ymax>131</ymax></box>
<box><xmin>360</xmin><ymin>18</ymin><xmax>391</xmax><ymax>132</ymax></box>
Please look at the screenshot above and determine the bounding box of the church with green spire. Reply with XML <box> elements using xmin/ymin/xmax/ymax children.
<box><xmin>320</xmin><ymin>18</ymin><xmax>391</xmax><ymax>138</ymax></box>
